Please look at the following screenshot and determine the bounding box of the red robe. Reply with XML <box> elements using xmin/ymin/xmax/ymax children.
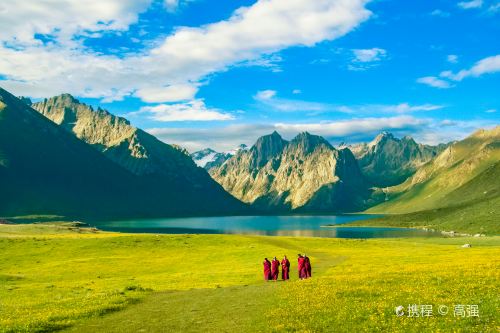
<box><xmin>281</xmin><ymin>258</ymin><xmax>290</xmax><ymax>280</ymax></box>
<box><xmin>271</xmin><ymin>259</ymin><xmax>280</xmax><ymax>280</ymax></box>
<box><xmin>304</xmin><ymin>256</ymin><xmax>311</xmax><ymax>278</ymax></box>
<box><xmin>297</xmin><ymin>257</ymin><xmax>306</xmax><ymax>279</ymax></box>
<box><xmin>263</xmin><ymin>260</ymin><xmax>271</xmax><ymax>280</ymax></box>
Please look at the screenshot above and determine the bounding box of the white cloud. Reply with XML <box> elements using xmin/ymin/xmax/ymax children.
<box><xmin>240</xmin><ymin>54</ymin><xmax>283</xmax><ymax>72</ymax></box>
<box><xmin>0</xmin><ymin>46</ymin><xmax>131</xmax><ymax>100</ymax></box>
<box><xmin>135</xmin><ymin>84</ymin><xmax>198</xmax><ymax>103</ymax></box>
<box><xmin>447</xmin><ymin>54</ymin><xmax>500</xmax><ymax>81</ymax></box>
<box><xmin>381</xmin><ymin>103</ymin><xmax>444</xmax><ymax>113</ymax></box>
<box><xmin>417</xmin><ymin>76</ymin><xmax>453</xmax><ymax>89</ymax></box>
<box><xmin>489</xmin><ymin>2</ymin><xmax>500</xmax><ymax>12</ymax></box>
<box><xmin>164</xmin><ymin>0</ymin><xmax>179</xmax><ymax>11</ymax></box>
<box><xmin>458</xmin><ymin>0</ymin><xmax>483</xmax><ymax>9</ymax></box>
<box><xmin>327</xmin><ymin>103</ymin><xmax>444</xmax><ymax>114</ymax></box>
<box><xmin>349</xmin><ymin>47</ymin><xmax>387</xmax><ymax>70</ymax></box>
<box><xmin>417</xmin><ymin>54</ymin><xmax>500</xmax><ymax>88</ymax></box>
<box><xmin>255</xmin><ymin>90</ymin><xmax>277</xmax><ymax>100</ymax></box>
<box><xmin>419</xmin><ymin>119</ymin><xmax>497</xmax><ymax>144</ymax></box>
<box><xmin>0</xmin><ymin>0</ymin><xmax>372</xmax><ymax>104</ymax></box>
<box><xmin>254</xmin><ymin>90</ymin><xmax>337</xmax><ymax>113</ymax></box>
<box><xmin>164</xmin><ymin>0</ymin><xmax>197</xmax><ymax>13</ymax></box>
<box><xmin>485</xmin><ymin>109</ymin><xmax>497</xmax><ymax>113</ymax></box>
<box><xmin>148</xmin><ymin>124</ymin><xmax>271</xmax><ymax>151</ymax></box>
<box><xmin>352</xmin><ymin>48</ymin><xmax>387</xmax><ymax>62</ymax></box>
<box><xmin>292</xmin><ymin>89</ymin><xmax>302</xmax><ymax>94</ymax></box>
<box><xmin>150</xmin><ymin>0</ymin><xmax>372</xmax><ymax>81</ymax></box>
<box><xmin>130</xmin><ymin>99</ymin><xmax>235</xmax><ymax>122</ymax></box>
<box><xmin>147</xmin><ymin>116</ymin><xmax>496</xmax><ymax>151</ymax></box>
<box><xmin>447</xmin><ymin>54</ymin><xmax>458</xmax><ymax>63</ymax></box>
<box><xmin>148</xmin><ymin>116</ymin><xmax>427</xmax><ymax>151</ymax></box>
<box><xmin>274</xmin><ymin>116</ymin><xmax>428</xmax><ymax>138</ymax></box>
<box><xmin>0</xmin><ymin>0</ymin><xmax>152</xmax><ymax>46</ymax></box>
<box><xmin>430</xmin><ymin>9</ymin><xmax>450</xmax><ymax>17</ymax></box>
<box><xmin>255</xmin><ymin>90</ymin><xmax>444</xmax><ymax>115</ymax></box>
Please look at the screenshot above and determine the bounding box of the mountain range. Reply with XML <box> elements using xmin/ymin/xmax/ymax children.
<box><xmin>207</xmin><ymin>126</ymin><xmax>498</xmax><ymax>217</ymax></box>
<box><xmin>0</xmin><ymin>88</ymin><xmax>246</xmax><ymax>218</ymax></box>
<box><xmin>369</xmin><ymin>126</ymin><xmax>500</xmax><ymax>213</ymax></box>
<box><xmin>209</xmin><ymin>131</ymin><xmax>370</xmax><ymax>212</ymax></box>
<box><xmin>1</xmin><ymin>86</ymin><xmax>498</xmax><ymax>221</ymax></box>
<box><xmin>347</xmin><ymin>132</ymin><xmax>447</xmax><ymax>187</ymax></box>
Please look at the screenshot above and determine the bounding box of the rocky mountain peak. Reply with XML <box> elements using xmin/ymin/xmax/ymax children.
<box><xmin>254</xmin><ymin>130</ymin><xmax>284</xmax><ymax>145</ymax></box>
<box><xmin>51</xmin><ymin>93</ymin><xmax>79</xmax><ymax>105</ymax></box>
<box><xmin>32</xmin><ymin>93</ymin><xmax>208</xmax><ymax>177</ymax></box>
<box><xmin>210</xmin><ymin>128</ymin><xmax>370</xmax><ymax>213</ymax></box>
<box><xmin>370</xmin><ymin>131</ymin><xmax>395</xmax><ymax>147</ymax></box>
<box><xmin>250</xmin><ymin>131</ymin><xmax>288</xmax><ymax>169</ymax></box>
<box><xmin>356</xmin><ymin>132</ymin><xmax>447</xmax><ymax>187</ymax></box>
<box><xmin>294</xmin><ymin>131</ymin><xmax>312</xmax><ymax>139</ymax></box>
<box><xmin>32</xmin><ymin>94</ymin><xmax>136</xmax><ymax>151</ymax></box>
<box><xmin>290</xmin><ymin>131</ymin><xmax>332</xmax><ymax>154</ymax></box>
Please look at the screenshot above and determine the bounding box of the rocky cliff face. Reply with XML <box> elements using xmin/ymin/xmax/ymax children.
<box><xmin>249</xmin><ymin>131</ymin><xmax>288</xmax><ymax>169</ymax></box>
<box><xmin>210</xmin><ymin>131</ymin><xmax>369</xmax><ymax>212</ymax></box>
<box><xmin>33</xmin><ymin>95</ymin><xmax>182</xmax><ymax>177</ymax></box>
<box><xmin>349</xmin><ymin>132</ymin><xmax>446</xmax><ymax>187</ymax></box>
<box><xmin>33</xmin><ymin>95</ymin><xmax>215</xmax><ymax>184</ymax></box>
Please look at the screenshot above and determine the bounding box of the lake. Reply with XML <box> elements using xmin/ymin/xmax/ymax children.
<box><xmin>91</xmin><ymin>215</ymin><xmax>440</xmax><ymax>238</ymax></box>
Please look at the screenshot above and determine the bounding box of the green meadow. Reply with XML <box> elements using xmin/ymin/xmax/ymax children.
<box><xmin>351</xmin><ymin>195</ymin><xmax>499</xmax><ymax>235</ymax></box>
<box><xmin>0</xmin><ymin>223</ymin><xmax>498</xmax><ymax>332</ymax></box>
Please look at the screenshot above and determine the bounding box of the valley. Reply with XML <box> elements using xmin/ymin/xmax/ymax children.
<box><xmin>0</xmin><ymin>223</ymin><xmax>498</xmax><ymax>333</ymax></box>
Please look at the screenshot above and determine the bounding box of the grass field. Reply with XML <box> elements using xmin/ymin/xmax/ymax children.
<box><xmin>0</xmin><ymin>223</ymin><xmax>499</xmax><ymax>332</ymax></box>
<box><xmin>354</xmin><ymin>195</ymin><xmax>499</xmax><ymax>235</ymax></box>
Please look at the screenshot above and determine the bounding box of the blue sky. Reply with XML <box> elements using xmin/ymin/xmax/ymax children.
<box><xmin>0</xmin><ymin>0</ymin><xmax>498</xmax><ymax>151</ymax></box>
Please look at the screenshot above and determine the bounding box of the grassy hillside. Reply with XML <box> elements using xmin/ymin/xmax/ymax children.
<box><xmin>352</xmin><ymin>194</ymin><xmax>499</xmax><ymax>235</ymax></box>
<box><xmin>1</xmin><ymin>223</ymin><xmax>498</xmax><ymax>332</ymax></box>
<box><xmin>369</xmin><ymin>127</ymin><xmax>499</xmax><ymax>214</ymax></box>
<box><xmin>443</xmin><ymin>160</ymin><xmax>500</xmax><ymax>205</ymax></box>
<box><xmin>359</xmin><ymin>161</ymin><xmax>500</xmax><ymax>235</ymax></box>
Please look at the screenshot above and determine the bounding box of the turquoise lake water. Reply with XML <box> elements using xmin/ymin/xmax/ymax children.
<box><xmin>92</xmin><ymin>215</ymin><xmax>440</xmax><ymax>238</ymax></box>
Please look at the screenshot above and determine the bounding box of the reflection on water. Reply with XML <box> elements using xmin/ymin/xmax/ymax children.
<box><xmin>92</xmin><ymin>215</ymin><xmax>440</xmax><ymax>239</ymax></box>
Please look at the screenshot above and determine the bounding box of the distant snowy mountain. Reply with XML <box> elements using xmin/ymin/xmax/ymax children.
<box><xmin>227</xmin><ymin>144</ymin><xmax>248</xmax><ymax>156</ymax></box>
<box><xmin>191</xmin><ymin>148</ymin><xmax>224</xmax><ymax>168</ymax></box>
<box><xmin>191</xmin><ymin>144</ymin><xmax>248</xmax><ymax>170</ymax></box>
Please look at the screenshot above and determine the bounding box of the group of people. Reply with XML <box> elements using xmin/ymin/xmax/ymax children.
<box><xmin>263</xmin><ymin>254</ymin><xmax>312</xmax><ymax>281</ymax></box>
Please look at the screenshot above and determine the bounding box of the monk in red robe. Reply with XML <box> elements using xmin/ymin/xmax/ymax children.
<box><xmin>297</xmin><ymin>254</ymin><xmax>306</xmax><ymax>279</ymax></box>
<box><xmin>304</xmin><ymin>253</ymin><xmax>312</xmax><ymax>278</ymax></box>
<box><xmin>281</xmin><ymin>255</ymin><xmax>290</xmax><ymax>280</ymax></box>
<box><xmin>271</xmin><ymin>257</ymin><xmax>280</xmax><ymax>280</ymax></box>
<box><xmin>263</xmin><ymin>258</ymin><xmax>271</xmax><ymax>281</ymax></box>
